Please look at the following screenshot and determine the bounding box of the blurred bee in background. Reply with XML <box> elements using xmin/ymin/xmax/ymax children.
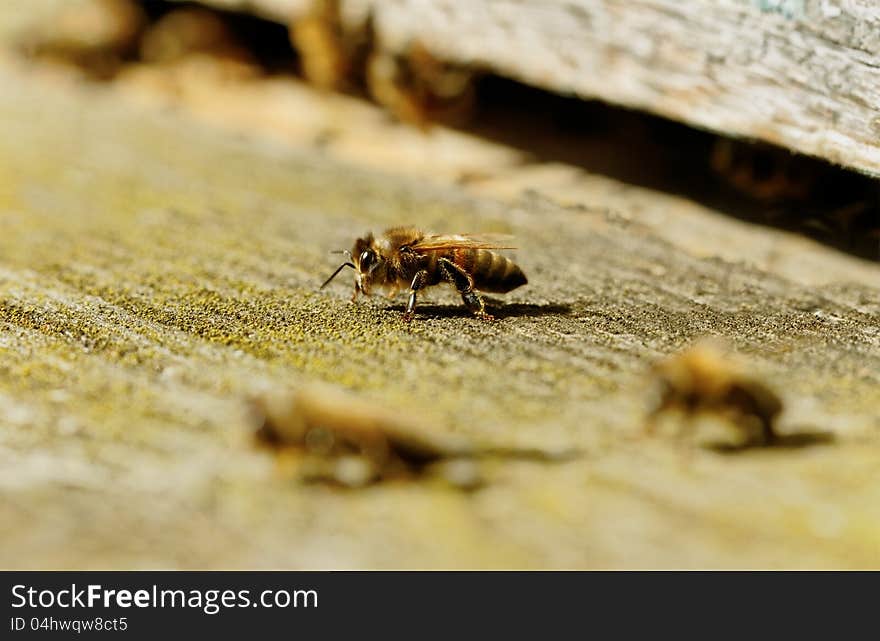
<box><xmin>321</xmin><ymin>227</ymin><xmax>527</xmax><ymax>320</ymax></box>
<box><xmin>710</xmin><ymin>138</ymin><xmax>814</xmax><ymax>203</ymax></box>
<box><xmin>710</xmin><ymin>138</ymin><xmax>880</xmax><ymax>259</ymax></box>
<box><xmin>290</xmin><ymin>0</ymin><xmax>370</xmax><ymax>91</ymax></box>
<box><xmin>646</xmin><ymin>340</ymin><xmax>783</xmax><ymax>447</ymax></box>
<box><xmin>138</xmin><ymin>6</ymin><xmax>258</xmax><ymax>72</ymax></box>
<box><xmin>366</xmin><ymin>41</ymin><xmax>477</xmax><ymax>130</ymax></box>
<box><xmin>291</xmin><ymin>0</ymin><xmax>477</xmax><ymax>128</ymax></box>
<box><xmin>16</xmin><ymin>0</ymin><xmax>147</xmax><ymax>79</ymax></box>
<box><xmin>252</xmin><ymin>382</ymin><xmax>573</xmax><ymax>488</ymax></box>
<box><xmin>17</xmin><ymin>0</ymin><xmax>259</xmax><ymax>82</ymax></box>
<box><xmin>251</xmin><ymin>382</ymin><xmax>472</xmax><ymax>487</ymax></box>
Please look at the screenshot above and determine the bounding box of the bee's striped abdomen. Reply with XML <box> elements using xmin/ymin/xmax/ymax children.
<box><xmin>422</xmin><ymin>250</ymin><xmax>441</xmax><ymax>285</ymax></box>
<box><xmin>465</xmin><ymin>249</ymin><xmax>527</xmax><ymax>294</ymax></box>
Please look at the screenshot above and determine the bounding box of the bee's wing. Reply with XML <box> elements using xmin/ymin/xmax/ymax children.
<box><xmin>409</xmin><ymin>233</ymin><xmax>517</xmax><ymax>252</ymax></box>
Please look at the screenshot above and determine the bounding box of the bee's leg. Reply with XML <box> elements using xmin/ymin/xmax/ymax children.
<box><xmin>350</xmin><ymin>281</ymin><xmax>361</xmax><ymax>303</ymax></box>
<box><xmin>438</xmin><ymin>257</ymin><xmax>493</xmax><ymax>320</ymax></box>
<box><xmin>404</xmin><ymin>270</ymin><xmax>429</xmax><ymax>321</ymax></box>
<box><xmin>758</xmin><ymin>413</ymin><xmax>777</xmax><ymax>445</ymax></box>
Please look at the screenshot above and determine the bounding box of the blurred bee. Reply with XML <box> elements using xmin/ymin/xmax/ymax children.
<box><xmin>320</xmin><ymin>227</ymin><xmax>527</xmax><ymax>320</ymax></box>
<box><xmin>290</xmin><ymin>0</ymin><xmax>370</xmax><ymax>91</ymax></box>
<box><xmin>710</xmin><ymin>138</ymin><xmax>880</xmax><ymax>258</ymax></box>
<box><xmin>291</xmin><ymin>0</ymin><xmax>476</xmax><ymax>128</ymax></box>
<box><xmin>366</xmin><ymin>41</ymin><xmax>477</xmax><ymax>130</ymax></box>
<box><xmin>646</xmin><ymin>340</ymin><xmax>783</xmax><ymax>446</ymax></box>
<box><xmin>710</xmin><ymin>138</ymin><xmax>814</xmax><ymax>203</ymax></box>
<box><xmin>16</xmin><ymin>0</ymin><xmax>147</xmax><ymax>80</ymax></box>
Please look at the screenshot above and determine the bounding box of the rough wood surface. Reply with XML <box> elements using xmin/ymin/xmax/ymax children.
<box><xmin>1</xmin><ymin>56</ymin><xmax>880</xmax><ymax>568</ymax></box>
<box><xmin>186</xmin><ymin>0</ymin><xmax>880</xmax><ymax>177</ymax></box>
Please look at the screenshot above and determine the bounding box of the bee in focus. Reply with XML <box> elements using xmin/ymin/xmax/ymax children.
<box><xmin>320</xmin><ymin>227</ymin><xmax>527</xmax><ymax>320</ymax></box>
<box><xmin>646</xmin><ymin>340</ymin><xmax>783</xmax><ymax>447</ymax></box>
<box><xmin>251</xmin><ymin>383</ymin><xmax>573</xmax><ymax>488</ymax></box>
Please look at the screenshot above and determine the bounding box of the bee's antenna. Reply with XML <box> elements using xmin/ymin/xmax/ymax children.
<box><xmin>320</xmin><ymin>262</ymin><xmax>356</xmax><ymax>289</ymax></box>
<box><xmin>330</xmin><ymin>249</ymin><xmax>352</xmax><ymax>259</ymax></box>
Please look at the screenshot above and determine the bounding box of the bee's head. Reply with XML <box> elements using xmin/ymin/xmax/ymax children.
<box><xmin>319</xmin><ymin>232</ymin><xmax>385</xmax><ymax>294</ymax></box>
<box><xmin>352</xmin><ymin>234</ymin><xmax>385</xmax><ymax>294</ymax></box>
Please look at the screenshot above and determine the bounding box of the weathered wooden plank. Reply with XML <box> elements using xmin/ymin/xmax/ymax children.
<box><xmin>1</xmin><ymin>58</ymin><xmax>880</xmax><ymax>569</ymax></box>
<box><xmin>185</xmin><ymin>0</ymin><xmax>880</xmax><ymax>176</ymax></box>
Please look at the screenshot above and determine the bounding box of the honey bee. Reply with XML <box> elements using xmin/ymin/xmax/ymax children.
<box><xmin>251</xmin><ymin>382</ymin><xmax>467</xmax><ymax>486</ymax></box>
<box><xmin>320</xmin><ymin>227</ymin><xmax>527</xmax><ymax>320</ymax></box>
<box><xmin>709</xmin><ymin>138</ymin><xmax>814</xmax><ymax>203</ymax></box>
<box><xmin>290</xmin><ymin>0</ymin><xmax>370</xmax><ymax>92</ymax></box>
<box><xmin>365</xmin><ymin>42</ymin><xmax>477</xmax><ymax>130</ymax></box>
<box><xmin>291</xmin><ymin>0</ymin><xmax>476</xmax><ymax>128</ymax></box>
<box><xmin>646</xmin><ymin>340</ymin><xmax>783</xmax><ymax>446</ymax></box>
<box><xmin>17</xmin><ymin>0</ymin><xmax>148</xmax><ymax>80</ymax></box>
<box><xmin>251</xmin><ymin>382</ymin><xmax>575</xmax><ymax>487</ymax></box>
<box><xmin>138</xmin><ymin>7</ymin><xmax>258</xmax><ymax>71</ymax></box>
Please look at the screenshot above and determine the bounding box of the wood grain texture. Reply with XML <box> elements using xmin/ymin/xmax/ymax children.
<box><xmin>3</xmin><ymin>1</ymin><xmax>880</xmax><ymax>570</ymax></box>
<box><xmin>187</xmin><ymin>0</ymin><xmax>880</xmax><ymax>176</ymax></box>
<box><xmin>2</xmin><ymin>60</ymin><xmax>880</xmax><ymax>569</ymax></box>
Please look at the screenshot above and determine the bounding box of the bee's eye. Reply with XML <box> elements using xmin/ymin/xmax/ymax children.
<box><xmin>359</xmin><ymin>250</ymin><xmax>375</xmax><ymax>270</ymax></box>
